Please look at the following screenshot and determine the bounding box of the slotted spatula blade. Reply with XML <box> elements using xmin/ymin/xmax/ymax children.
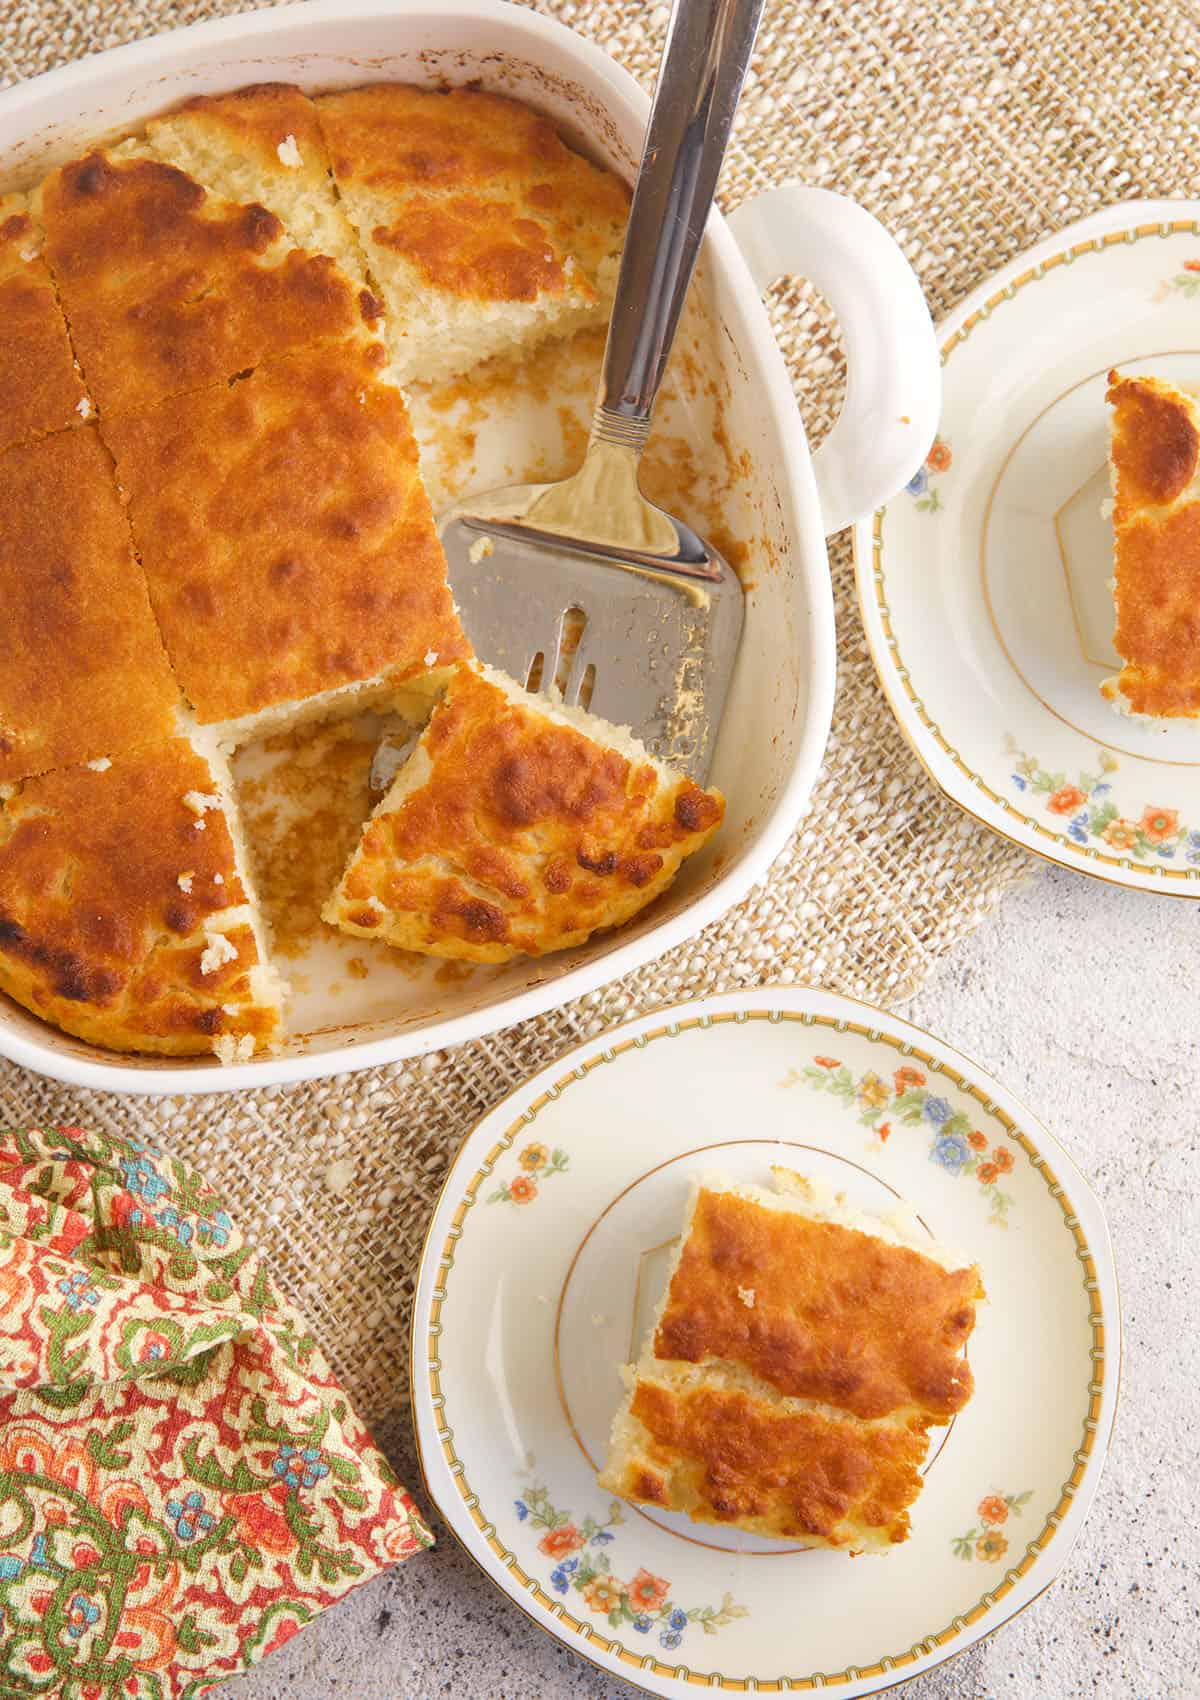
<box><xmin>438</xmin><ymin>507</ymin><xmax>744</xmax><ymax>781</ymax></box>
<box><xmin>427</xmin><ymin>0</ymin><xmax>763</xmax><ymax>790</ymax></box>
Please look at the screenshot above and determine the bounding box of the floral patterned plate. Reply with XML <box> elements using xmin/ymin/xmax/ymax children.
<box><xmin>410</xmin><ymin>987</ymin><xmax>1118</xmax><ymax>1698</ymax></box>
<box><xmin>855</xmin><ymin>198</ymin><xmax>1200</xmax><ymax>892</ymax></box>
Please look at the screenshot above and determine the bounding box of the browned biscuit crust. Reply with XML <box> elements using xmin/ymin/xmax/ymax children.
<box><xmin>144</xmin><ymin>83</ymin><xmax>372</xmax><ymax>292</ymax></box>
<box><xmin>103</xmin><ymin>340</ymin><xmax>468</xmax><ymax>723</ymax></box>
<box><xmin>39</xmin><ymin>150</ymin><xmax>370</xmax><ymax>415</ymax></box>
<box><xmin>152</xmin><ymin>82</ymin><xmax>331</xmax><ymax>182</ymax></box>
<box><xmin>324</xmin><ymin>665</ymin><xmax>723</xmax><ymax>962</ymax></box>
<box><xmin>608</xmin><ymin>1374</ymin><xmax>929</xmax><ymax>1547</ymax></box>
<box><xmin>1106</xmin><ymin>370</ymin><xmax>1200</xmax><ymax>717</ymax></box>
<box><xmin>0</xmin><ymin>427</ymin><xmax>179</xmax><ymax>782</ymax></box>
<box><xmin>0</xmin><ymin>741</ymin><xmax>279</xmax><ymax>1055</ymax></box>
<box><xmin>318</xmin><ymin>83</ymin><xmax>628</xmax><ymax>304</ymax></box>
<box><xmin>0</xmin><ymin>197</ymin><xmax>88</xmax><ymax>451</ymax></box>
<box><xmin>654</xmin><ymin>1187</ymin><xmax>983</xmax><ymax>1422</ymax></box>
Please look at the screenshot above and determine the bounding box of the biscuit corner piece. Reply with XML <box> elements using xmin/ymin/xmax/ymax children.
<box><xmin>599</xmin><ymin>1168</ymin><xmax>984</xmax><ymax>1552</ymax></box>
<box><xmin>0</xmin><ymin>740</ymin><xmax>285</xmax><ymax>1059</ymax></box>
<box><xmin>1104</xmin><ymin>367</ymin><xmax>1200</xmax><ymax>720</ymax></box>
<box><xmin>36</xmin><ymin>146</ymin><xmax>376</xmax><ymax>417</ymax></box>
<box><xmin>317</xmin><ymin>83</ymin><xmax>629</xmax><ymax>385</ymax></box>
<box><xmin>322</xmin><ymin>662</ymin><xmax>723</xmax><ymax>961</ymax></box>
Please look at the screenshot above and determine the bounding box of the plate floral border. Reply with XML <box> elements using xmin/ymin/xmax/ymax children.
<box><xmin>859</xmin><ymin>215</ymin><xmax>1200</xmax><ymax>891</ymax></box>
<box><xmin>420</xmin><ymin>1009</ymin><xmax>1107</xmax><ymax>1693</ymax></box>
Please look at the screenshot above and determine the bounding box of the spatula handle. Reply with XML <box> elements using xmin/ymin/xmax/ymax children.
<box><xmin>592</xmin><ymin>0</ymin><xmax>765</xmax><ymax>455</ymax></box>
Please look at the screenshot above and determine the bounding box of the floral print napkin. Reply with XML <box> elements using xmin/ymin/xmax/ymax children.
<box><xmin>0</xmin><ymin>1123</ymin><xmax>432</xmax><ymax>1698</ymax></box>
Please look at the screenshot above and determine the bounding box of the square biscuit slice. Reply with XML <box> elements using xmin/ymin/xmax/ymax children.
<box><xmin>0</xmin><ymin>193</ymin><xmax>89</xmax><ymax>451</ymax></box>
<box><xmin>36</xmin><ymin>148</ymin><xmax>379</xmax><ymax>418</ymax></box>
<box><xmin>0</xmin><ymin>738</ymin><xmax>285</xmax><ymax>1059</ymax></box>
<box><xmin>322</xmin><ymin>661</ymin><xmax>724</xmax><ymax>963</ymax></box>
<box><xmin>0</xmin><ymin>426</ymin><xmax>180</xmax><ymax>783</ymax></box>
<box><xmin>1103</xmin><ymin>369</ymin><xmax>1200</xmax><ymax>719</ymax></box>
<box><xmin>599</xmin><ymin>1169</ymin><xmax>984</xmax><ymax>1552</ymax></box>
<box><xmin>318</xmin><ymin>84</ymin><xmax>629</xmax><ymax>384</ymax></box>
<box><xmin>649</xmin><ymin>1168</ymin><xmax>983</xmax><ymax>1423</ymax></box>
<box><xmin>143</xmin><ymin>81</ymin><xmax>371</xmax><ymax>291</ymax></box>
<box><xmin>102</xmin><ymin>337</ymin><xmax>470</xmax><ymax>733</ymax></box>
<box><xmin>604</xmin><ymin>1360</ymin><xmax>934</xmax><ymax>1551</ymax></box>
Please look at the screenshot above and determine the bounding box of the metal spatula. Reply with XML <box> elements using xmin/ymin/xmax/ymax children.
<box><xmin>435</xmin><ymin>0</ymin><xmax>764</xmax><ymax>786</ymax></box>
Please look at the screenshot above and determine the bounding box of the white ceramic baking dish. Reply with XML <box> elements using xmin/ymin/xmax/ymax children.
<box><xmin>0</xmin><ymin>0</ymin><xmax>939</xmax><ymax>1094</ymax></box>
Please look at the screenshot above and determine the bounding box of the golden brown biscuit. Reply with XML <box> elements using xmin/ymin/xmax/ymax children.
<box><xmin>1104</xmin><ymin>370</ymin><xmax>1200</xmax><ymax>717</ymax></box>
<box><xmin>600</xmin><ymin>1171</ymin><xmax>983</xmax><ymax>1552</ymax></box>
<box><xmin>0</xmin><ymin>427</ymin><xmax>180</xmax><ymax>783</ymax></box>
<box><xmin>654</xmin><ymin>1183</ymin><xmax>981</xmax><ymax>1422</ymax></box>
<box><xmin>318</xmin><ymin>84</ymin><xmax>628</xmax><ymax>382</ymax></box>
<box><xmin>145</xmin><ymin>82</ymin><xmax>370</xmax><ymax>287</ymax></box>
<box><xmin>0</xmin><ymin>193</ymin><xmax>89</xmax><ymax>452</ymax></box>
<box><xmin>0</xmin><ymin>740</ymin><xmax>284</xmax><ymax>1057</ymax></box>
<box><xmin>603</xmin><ymin>1364</ymin><xmax>930</xmax><ymax>1549</ymax></box>
<box><xmin>37</xmin><ymin>149</ymin><xmax>376</xmax><ymax>416</ymax></box>
<box><xmin>323</xmin><ymin>663</ymin><xmax>724</xmax><ymax>962</ymax></box>
<box><xmin>102</xmin><ymin>338</ymin><xmax>469</xmax><ymax>728</ymax></box>
<box><xmin>1</xmin><ymin>84</ymin><xmax>699</xmax><ymax>1066</ymax></box>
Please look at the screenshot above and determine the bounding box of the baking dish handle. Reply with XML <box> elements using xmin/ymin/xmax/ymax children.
<box><xmin>725</xmin><ymin>184</ymin><xmax>941</xmax><ymax>536</ymax></box>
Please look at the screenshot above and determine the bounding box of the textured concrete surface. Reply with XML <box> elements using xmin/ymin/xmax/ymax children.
<box><xmin>227</xmin><ymin>864</ymin><xmax>1197</xmax><ymax>1700</ymax></box>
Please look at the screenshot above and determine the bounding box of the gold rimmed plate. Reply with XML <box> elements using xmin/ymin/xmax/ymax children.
<box><xmin>410</xmin><ymin>987</ymin><xmax>1118</xmax><ymax>1697</ymax></box>
<box><xmin>855</xmin><ymin>199</ymin><xmax>1200</xmax><ymax>892</ymax></box>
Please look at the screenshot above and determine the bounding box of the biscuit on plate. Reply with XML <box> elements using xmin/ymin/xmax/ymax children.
<box><xmin>36</xmin><ymin>149</ymin><xmax>377</xmax><ymax>416</ymax></box>
<box><xmin>323</xmin><ymin>661</ymin><xmax>724</xmax><ymax>962</ymax></box>
<box><xmin>599</xmin><ymin>1168</ymin><xmax>984</xmax><ymax>1551</ymax></box>
<box><xmin>0</xmin><ymin>426</ymin><xmax>179</xmax><ymax>783</ymax></box>
<box><xmin>0</xmin><ymin>192</ymin><xmax>88</xmax><ymax>452</ymax></box>
<box><xmin>0</xmin><ymin>739</ymin><xmax>285</xmax><ymax>1058</ymax></box>
<box><xmin>144</xmin><ymin>82</ymin><xmax>371</xmax><ymax>290</ymax></box>
<box><xmin>1104</xmin><ymin>369</ymin><xmax>1200</xmax><ymax>719</ymax></box>
<box><xmin>317</xmin><ymin>84</ymin><xmax>629</xmax><ymax>384</ymax></box>
<box><xmin>102</xmin><ymin>336</ymin><xmax>469</xmax><ymax>734</ymax></box>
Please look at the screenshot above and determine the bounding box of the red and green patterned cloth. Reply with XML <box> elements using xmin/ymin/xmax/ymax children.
<box><xmin>0</xmin><ymin>1123</ymin><xmax>432</xmax><ymax>1698</ymax></box>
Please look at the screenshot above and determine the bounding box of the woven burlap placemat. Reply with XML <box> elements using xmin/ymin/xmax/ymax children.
<box><xmin>8</xmin><ymin>0</ymin><xmax>1184</xmax><ymax>1459</ymax></box>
